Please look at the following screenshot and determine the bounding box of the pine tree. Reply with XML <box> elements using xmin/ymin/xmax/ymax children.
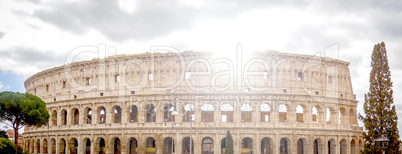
<box><xmin>225</xmin><ymin>130</ymin><xmax>234</xmax><ymax>154</ymax></box>
<box><xmin>359</xmin><ymin>42</ymin><xmax>400</xmax><ymax>153</ymax></box>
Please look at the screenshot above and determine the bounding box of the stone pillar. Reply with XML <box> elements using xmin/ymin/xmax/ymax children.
<box><xmin>91</xmin><ymin>139</ymin><xmax>95</xmax><ymax>154</ymax></box>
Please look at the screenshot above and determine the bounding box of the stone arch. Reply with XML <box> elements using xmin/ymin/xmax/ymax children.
<box><xmin>311</xmin><ymin>106</ymin><xmax>319</xmax><ymax>123</ymax></box>
<box><xmin>71</xmin><ymin>108</ymin><xmax>79</xmax><ymax>125</ymax></box>
<box><xmin>84</xmin><ymin>107</ymin><xmax>92</xmax><ymax>124</ymax></box>
<box><xmin>69</xmin><ymin>138</ymin><xmax>78</xmax><ymax>154</ymax></box>
<box><xmin>95</xmin><ymin>137</ymin><xmax>106</xmax><ymax>154</ymax></box>
<box><xmin>241</xmin><ymin>137</ymin><xmax>253</xmax><ymax>154</ymax></box>
<box><xmin>327</xmin><ymin>139</ymin><xmax>336</xmax><ymax>154</ymax></box>
<box><xmin>163</xmin><ymin>137</ymin><xmax>175</xmax><ymax>154</ymax></box>
<box><xmin>339</xmin><ymin>107</ymin><xmax>347</xmax><ymax>125</ymax></box>
<box><xmin>129</xmin><ymin>105</ymin><xmax>138</xmax><ymax>122</ymax></box>
<box><xmin>182</xmin><ymin>137</ymin><xmax>194</xmax><ymax>154</ymax></box>
<box><xmin>221</xmin><ymin>138</ymin><xmax>226</xmax><ymax>154</ymax></box>
<box><xmin>260</xmin><ymin>103</ymin><xmax>271</xmax><ymax>122</ymax></box>
<box><xmin>61</xmin><ymin>109</ymin><xmax>67</xmax><ymax>125</ymax></box>
<box><xmin>83</xmin><ymin>138</ymin><xmax>91</xmax><ymax>154</ymax></box>
<box><xmin>340</xmin><ymin>139</ymin><xmax>347</xmax><ymax>154</ymax></box>
<box><xmin>358</xmin><ymin>140</ymin><xmax>363</xmax><ymax>153</ymax></box>
<box><xmin>51</xmin><ymin>110</ymin><xmax>57</xmax><ymax>126</ymax></box>
<box><xmin>36</xmin><ymin>138</ymin><xmax>40</xmax><ymax>153</ymax></box>
<box><xmin>146</xmin><ymin>137</ymin><xmax>156</xmax><ymax>154</ymax></box>
<box><xmin>221</xmin><ymin>102</ymin><xmax>234</xmax><ymax>122</ymax></box>
<box><xmin>163</xmin><ymin>104</ymin><xmax>176</xmax><ymax>122</ymax></box>
<box><xmin>297</xmin><ymin>138</ymin><xmax>308</xmax><ymax>154</ymax></box>
<box><xmin>50</xmin><ymin>138</ymin><xmax>56</xmax><ymax>154</ymax></box>
<box><xmin>350</xmin><ymin>139</ymin><xmax>357</xmax><ymax>154</ymax></box>
<box><xmin>98</xmin><ymin>106</ymin><xmax>106</xmax><ymax>124</ymax></box>
<box><xmin>326</xmin><ymin>107</ymin><xmax>336</xmax><ymax>124</ymax></box>
<box><xmin>112</xmin><ymin>105</ymin><xmax>122</xmax><ymax>123</ymax></box>
<box><xmin>30</xmin><ymin>139</ymin><xmax>34</xmax><ymax>153</ymax></box>
<box><xmin>202</xmin><ymin>137</ymin><xmax>214</xmax><ymax>154</ymax></box>
<box><xmin>59</xmin><ymin>138</ymin><xmax>66</xmax><ymax>154</ymax></box>
<box><xmin>183</xmin><ymin>104</ymin><xmax>194</xmax><ymax>122</ymax></box>
<box><xmin>145</xmin><ymin>104</ymin><xmax>156</xmax><ymax>122</ymax></box>
<box><xmin>129</xmin><ymin>137</ymin><xmax>138</xmax><ymax>154</ymax></box>
<box><xmin>261</xmin><ymin>137</ymin><xmax>273</xmax><ymax>154</ymax></box>
<box><xmin>43</xmin><ymin>138</ymin><xmax>48</xmax><ymax>153</ymax></box>
<box><xmin>278</xmin><ymin>104</ymin><xmax>289</xmax><ymax>122</ymax></box>
<box><xmin>113</xmin><ymin>137</ymin><xmax>121</xmax><ymax>154</ymax></box>
<box><xmin>241</xmin><ymin>104</ymin><xmax>253</xmax><ymax>122</ymax></box>
<box><xmin>313</xmin><ymin>138</ymin><xmax>323</xmax><ymax>154</ymax></box>
<box><xmin>201</xmin><ymin>104</ymin><xmax>214</xmax><ymax>122</ymax></box>
<box><xmin>349</xmin><ymin>109</ymin><xmax>356</xmax><ymax>125</ymax></box>
<box><xmin>296</xmin><ymin>104</ymin><xmax>306</xmax><ymax>123</ymax></box>
<box><xmin>280</xmin><ymin>137</ymin><xmax>291</xmax><ymax>154</ymax></box>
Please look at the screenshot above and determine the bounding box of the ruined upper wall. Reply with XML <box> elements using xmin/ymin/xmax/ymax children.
<box><xmin>24</xmin><ymin>51</ymin><xmax>355</xmax><ymax>103</ymax></box>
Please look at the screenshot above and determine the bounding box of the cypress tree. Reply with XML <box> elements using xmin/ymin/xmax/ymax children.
<box><xmin>359</xmin><ymin>42</ymin><xmax>400</xmax><ymax>153</ymax></box>
<box><xmin>225</xmin><ymin>130</ymin><xmax>234</xmax><ymax>154</ymax></box>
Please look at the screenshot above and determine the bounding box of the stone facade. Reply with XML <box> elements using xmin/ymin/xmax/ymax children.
<box><xmin>23</xmin><ymin>51</ymin><xmax>363</xmax><ymax>154</ymax></box>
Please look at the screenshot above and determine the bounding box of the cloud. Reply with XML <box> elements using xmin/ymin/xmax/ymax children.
<box><xmin>0</xmin><ymin>81</ymin><xmax>10</xmax><ymax>92</ymax></box>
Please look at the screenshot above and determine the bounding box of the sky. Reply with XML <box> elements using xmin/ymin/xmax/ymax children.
<box><xmin>0</xmin><ymin>0</ymin><xmax>402</xmax><ymax>134</ymax></box>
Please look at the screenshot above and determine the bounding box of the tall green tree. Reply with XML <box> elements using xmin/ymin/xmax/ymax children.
<box><xmin>0</xmin><ymin>137</ymin><xmax>15</xmax><ymax>154</ymax></box>
<box><xmin>359</xmin><ymin>42</ymin><xmax>400</xmax><ymax>153</ymax></box>
<box><xmin>225</xmin><ymin>130</ymin><xmax>234</xmax><ymax>154</ymax></box>
<box><xmin>0</xmin><ymin>91</ymin><xmax>50</xmax><ymax>154</ymax></box>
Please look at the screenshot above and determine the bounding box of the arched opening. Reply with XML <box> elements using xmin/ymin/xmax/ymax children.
<box><xmin>146</xmin><ymin>104</ymin><xmax>156</xmax><ymax>122</ymax></box>
<box><xmin>114</xmin><ymin>137</ymin><xmax>121</xmax><ymax>154</ymax></box>
<box><xmin>69</xmin><ymin>138</ymin><xmax>78</xmax><ymax>154</ymax></box>
<box><xmin>71</xmin><ymin>108</ymin><xmax>79</xmax><ymax>125</ymax></box>
<box><xmin>221</xmin><ymin>138</ymin><xmax>226</xmax><ymax>154</ymax></box>
<box><xmin>59</xmin><ymin>138</ymin><xmax>66</xmax><ymax>154</ymax></box>
<box><xmin>358</xmin><ymin>140</ymin><xmax>363</xmax><ymax>154</ymax></box>
<box><xmin>61</xmin><ymin>109</ymin><xmax>67</xmax><ymax>125</ymax></box>
<box><xmin>221</xmin><ymin>103</ymin><xmax>234</xmax><ymax>122</ymax></box>
<box><xmin>183</xmin><ymin>104</ymin><xmax>194</xmax><ymax>122</ymax></box>
<box><xmin>326</xmin><ymin>107</ymin><xmax>336</xmax><ymax>124</ymax></box>
<box><xmin>31</xmin><ymin>139</ymin><xmax>34</xmax><ymax>153</ymax></box>
<box><xmin>201</xmin><ymin>104</ymin><xmax>214</xmax><ymax>122</ymax></box>
<box><xmin>313</xmin><ymin>138</ymin><xmax>323</xmax><ymax>154</ymax></box>
<box><xmin>241</xmin><ymin>104</ymin><xmax>252</xmax><ymax>122</ymax></box>
<box><xmin>340</xmin><ymin>139</ymin><xmax>347</xmax><ymax>154</ymax></box>
<box><xmin>113</xmin><ymin>106</ymin><xmax>122</xmax><ymax>123</ymax></box>
<box><xmin>163</xmin><ymin>137</ymin><xmax>174</xmax><ymax>154</ymax></box>
<box><xmin>98</xmin><ymin>107</ymin><xmax>106</xmax><ymax>124</ymax></box>
<box><xmin>202</xmin><ymin>137</ymin><xmax>214</xmax><ymax>154</ymax></box>
<box><xmin>86</xmin><ymin>108</ymin><xmax>92</xmax><ymax>124</ymax></box>
<box><xmin>50</xmin><ymin>138</ymin><xmax>56</xmax><ymax>154</ymax></box>
<box><xmin>129</xmin><ymin>105</ymin><xmax>138</xmax><ymax>122</ymax></box>
<box><xmin>312</xmin><ymin>106</ymin><xmax>318</xmax><ymax>123</ymax></box>
<box><xmin>261</xmin><ymin>137</ymin><xmax>273</xmax><ymax>154</ymax></box>
<box><xmin>349</xmin><ymin>109</ymin><xmax>356</xmax><ymax>125</ymax></box>
<box><xmin>43</xmin><ymin>139</ymin><xmax>48</xmax><ymax>153</ymax></box>
<box><xmin>327</xmin><ymin>139</ymin><xmax>336</xmax><ymax>154</ymax></box>
<box><xmin>296</xmin><ymin>105</ymin><xmax>305</xmax><ymax>123</ymax></box>
<box><xmin>241</xmin><ymin>137</ymin><xmax>253</xmax><ymax>154</ymax></box>
<box><xmin>339</xmin><ymin>107</ymin><xmax>347</xmax><ymax>125</ymax></box>
<box><xmin>278</xmin><ymin>105</ymin><xmax>288</xmax><ymax>122</ymax></box>
<box><xmin>280</xmin><ymin>138</ymin><xmax>291</xmax><ymax>154</ymax></box>
<box><xmin>350</xmin><ymin>139</ymin><xmax>357</xmax><ymax>154</ymax></box>
<box><xmin>129</xmin><ymin>138</ymin><xmax>138</xmax><ymax>154</ymax></box>
<box><xmin>182</xmin><ymin>137</ymin><xmax>194</xmax><ymax>154</ymax></box>
<box><xmin>297</xmin><ymin>138</ymin><xmax>308</xmax><ymax>154</ymax></box>
<box><xmin>84</xmin><ymin>138</ymin><xmax>91</xmax><ymax>154</ymax></box>
<box><xmin>36</xmin><ymin>139</ymin><xmax>40</xmax><ymax>153</ymax></box>
<box><xmin>51</xmin><ymin>110</ymin><xmax>57</xmax><ymax>126</ymax></box>
<box><xmin>164</xmin><ymin>104</ymin><xmax>176</xmax><ymax>122</ymax></box>
<box><xmin>260</xmin><ymin>104</ymin><xmax>271</xmax><ymax>122</ymax></box>
<box><xmin>98</xmin><ymin>138</ymin><xmax>106</xmax><ymax>154</ymax></box>
<box><xmin>146</xmin><ymin>137</ymin><xmax>156</xmax><ymax>154</ymax></box>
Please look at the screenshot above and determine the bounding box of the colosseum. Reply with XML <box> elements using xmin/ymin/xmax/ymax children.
<box><xmin>23</xmin><ymin>50</ymin><xmax>363</xmax><ymax>154</ymax></box>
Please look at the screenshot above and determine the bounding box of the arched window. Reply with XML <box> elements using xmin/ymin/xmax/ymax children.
<box><xmin>340</xmin><ymin>139</ymin><xmax>347</xmax><ymax>154</ymax></box>
<box><xmin>86</xmin><ymin>108</ymin><xmax>92</xmax><ymax>124</ymax></box>
<box><xmin>313</xmin><ymin>138</ymin><xmax>323</xmax><ymax>154</ymax></box>
<box><xmin>221</xmin><ymin>103</ymin><xmax>233</xmax><ymax>122</ymax></box>
<box><xmin>297</xmin><ymin>138</ymin><xmax>308</xmax><ymax>154</ymax></box>
<box><xmin>183</xmin><ymin>104</ymin><xmax>194</xmax><ymax>122</ymax></box>
<box><xmin>99</xmin><ymin>107</ymin><xmax>106</xmax><ymax>124</ymax></box>
<box><xmin>146</xmin><ymin>104</ymin><xmax>156</xmax><ymax>122</ymax></box>
<box><xmin>163</xmin><ymin>137</ymin><xmax>174</xmax><ymax>154</ymax></box>
<box><xmin>241</xmin><ymin>137</ymin><xmax>253</xmax><ymax>153</ymax></box>
<box><xmin>129</xmin><ymin>105</ymin><xmax>138</xmax><ymax>122</ymax></box>
<box><xmin>51</xmin><ymin>110</ymin><xmax>57</xmax><ymax>126</ymax></box>
<box><xmin>43</xmin><ymin>139</ymin><xmax>48</xmax><ymax>153</ymax></box>
<box><xmin>164</xmin><ymin>104</ymin><xmax>175</xmax><ymax>122</ymax></box>
<box><xmin>36</xmin><ymin>139</ymin><xmax>40</xmax><ymax>153</ymax></box>
<box><xmin>260</xmin><ymin>104</ymin><xmax>271</xmax><ymax>122</ymax></box>
<box><xmin>182</xmin><ymin>137</ymin><xmax>194</xmax><ymax>154</ymax></box>
<box><xmin>202</xmin><ymin>137</ymin><xmax>214</xmax><ymax>154</ymax></box>
<box><xmin>114</xmin><ymin>138</ymin><xmax>121</xmax><ymax>154</ymax></box>
<box><xmin>350</xmin><ymin>139</ymin><xmax>357</xmax><ymax>154</ymax></box>
<box><xmin>339</xmin><ymin>107</ymin><xmax>347</xmax><ymax>125</ymax></box>
<box><xmin>261</xmin><ymin>137</ymin><xmax>273</xmax><ymax>154</ymax></box>
<box><xmin>241</xmin><ymin>104</ymin><xmax>252</xmax><ymax>122</ymax></box>
<box><xmin>50</xmin><ymin>138</ymin><xmax>56</xmax><ymax>154</ymax></box>
<box><xmin>84</xmin><ymin>138</ymin><xmax>91</xmax><ymax>154</ymax></box>
<box><xmin>146</xmin><ymin>138</ymin><xmax>156</xmax><ymax>153</ymax></box>
<box><xmin>312</xmin><ymin>106</ymin><xmax>318</xmax><ymax>123</ymax></box>
<box><xmin>113</xmin><ymin>106</ymin><xmax>122</xmax><ymax>123</ymax></box>
<box><xmin>280</xmin><ymin>138</ymin><xmax>290</xmax><ymax>154</ymax></box>
<box><xmin>326</xmin><ymin>107</ymin><xmax>336</xmax><ymax>124</ymax></box>
<box><xmin>69</xmin><ymin>138</ymin><xmax>78</xmax><ymax>154</ymax></box>
<box><xmin>278</xmin><ymin>105</ymin><xmax>288</xmax><ymax>122</ymax></box>
<box><xmin>59</xmin><ymin>138</ymin><xmax>66</xmax><ymax>154</ymax></box>
<box><xmin>328</xmin><ymin>139</ymin><xmax>336</xmax><ymax>154</ymax></box>
<box><xmin>296</xmin><ymin>105</ymin><xmax>304</xmax><ymax>123</ymax></box>
<box><xmin>61</xmin><ymin>109</ymin><xmax>67</xmax><ymax>125</ymax></box>
<box><xmin>129</xmin><ymin>138</ymin><xmax>138</xmax><ymax>154</ymax></box>
<box><xmin>349</xmin><ymin>109</ymin><xmax>356</xmax><ymax>125</ymax></box>
<box><xmin>71</xmin><ymin>108</ymin><xmax>79</xmax><ymax>125</ymax></box>
<box><xmin>201</xmin><ymin>104</ymin><xmax>214</xmax><ymax>122</ymax></box>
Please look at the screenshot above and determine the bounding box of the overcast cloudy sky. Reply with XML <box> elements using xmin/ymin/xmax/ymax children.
<box><xmin>1</xmin><ymin>0</ymin><xmax>402</xmax><ymax>134</ymax></box>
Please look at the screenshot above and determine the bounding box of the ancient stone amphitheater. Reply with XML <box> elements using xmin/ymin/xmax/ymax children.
<box><xmin>23</xmin><ymin>51</ymin><xmax>363</xmax><ymax>154</ymax></box>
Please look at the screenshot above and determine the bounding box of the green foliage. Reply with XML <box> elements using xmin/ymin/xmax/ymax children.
<box><xmin>0</xmin><ymin>91</ymin><xmax>50</xmax><ymax>154</ymax></box>
<box><xmin>225</xmin><ymin>130</ymin><xmax>234</xmax><ymax>154</ymax></box>
<box><xmin>17</xmin><ymin>145</ymin><xmax>23</xmax><ymax>154</ymax></box>
<box><xmin>359</xmin><ymin>42</ymin><xmax>401</xmax><ymax>153</ymax></box>
<box><xmin>0</xmin><ymin>137</ymin><xmax>15</xmax><ymax>154</ymax></box>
